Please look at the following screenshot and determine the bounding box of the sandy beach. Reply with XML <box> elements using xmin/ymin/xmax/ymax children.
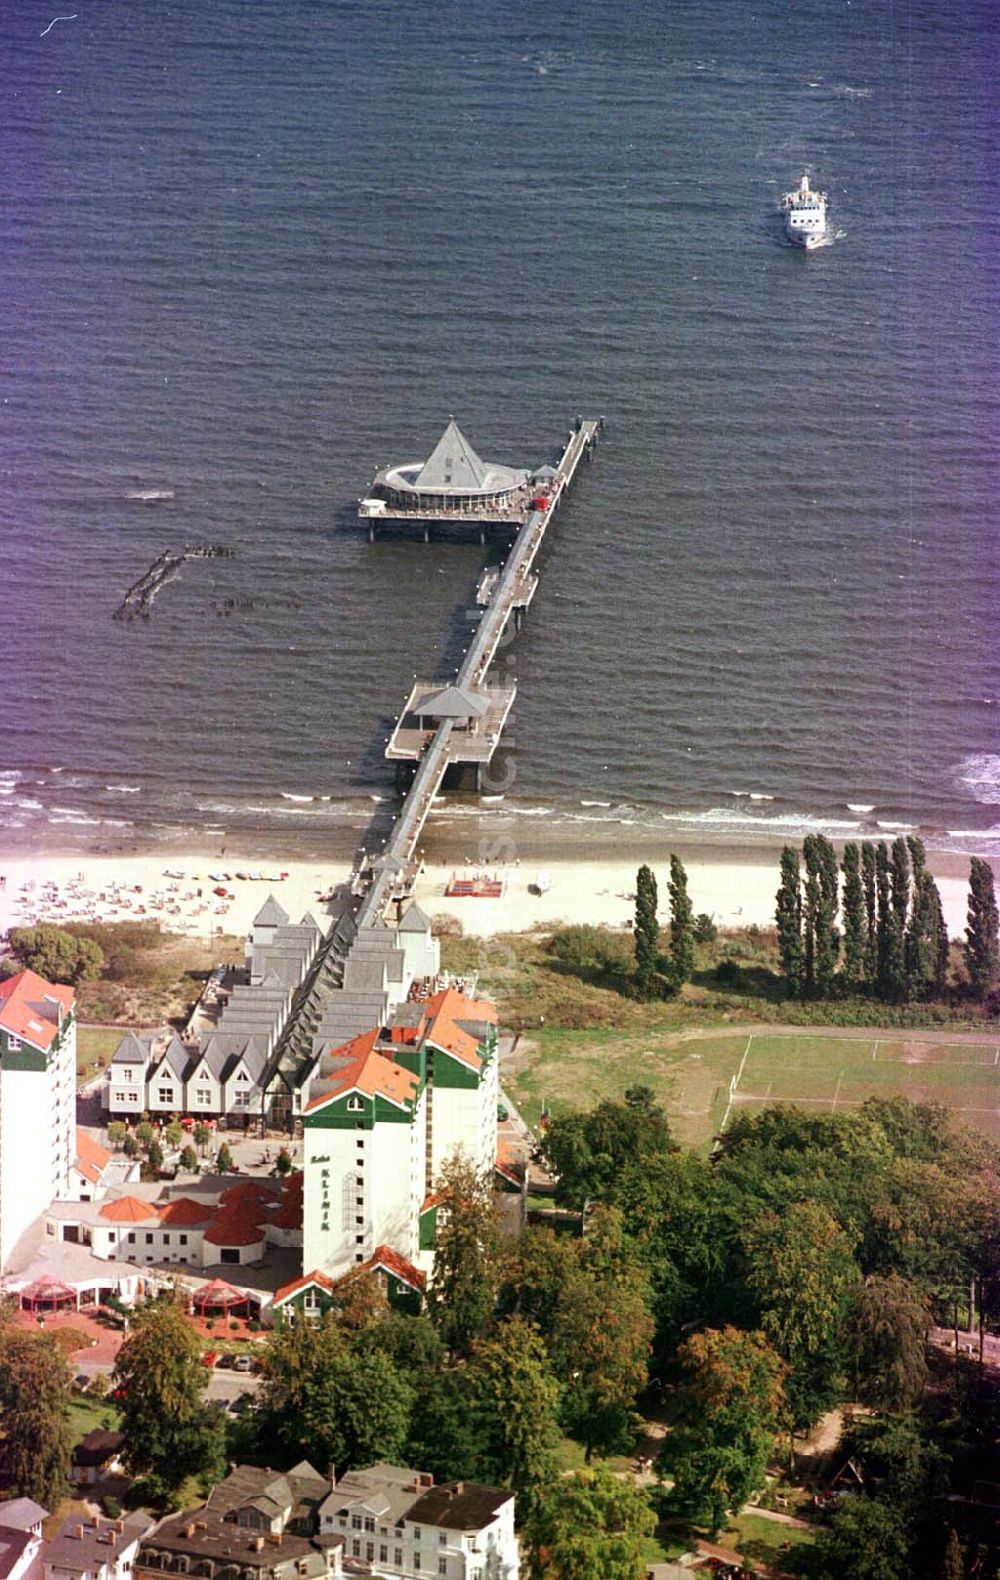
<box><xmin>0</xmin><ymin>839</ymin><xmax>981</xmax><ymax>951</ymax></box>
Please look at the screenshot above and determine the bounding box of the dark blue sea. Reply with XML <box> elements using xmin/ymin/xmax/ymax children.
<box><xmin>2</xmin><ymin>0</ymin><xmax>998</xmax><ymax>862</ymax></box>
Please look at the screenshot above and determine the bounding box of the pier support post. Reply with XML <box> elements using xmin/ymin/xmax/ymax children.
<box><xmin>423</xmin><ymin>524</ymin><xmax>430</xmax><ymax>544</ymax></box>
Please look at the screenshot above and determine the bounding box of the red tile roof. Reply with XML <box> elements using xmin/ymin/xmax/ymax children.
<box><xmin>202</xmin><ymin>1206</ymin><xmax>267</xmax><ymax>1247</ymax></box>
<box><xmin>273</xmin><ymin>1268</ymin><xmax>338</xmax><ymax>1306</ymax></box>
<box><xmin>158</xmin><ymin>1196</ymin><xmax>212</xmax><ymax>1226</ymax></box>
<box><xmin>75</xmin><ymin>1128</ymin><xmax>111</xmax><ymax>1186</ymax></box>
<box><xmin>336</xmin><ymin>1244</ymin><xmax>426</xmax><ymax>1293</ymax></box>
<box><xmin>0</xmin><ymin>970</ymin><xmax>74</xmax><ymax>1053</ymax></box>
<box><xmin>98</xmin><ymin>1195</ymin><xmax>159</xmax><ymax>1224</ymax></box>
<box><xmin>423</xmin><ymin>986</ymin><xmax>495</xmax><ymax>1070</ymax></box>
<box><xmin>267</xmin><ymin>1199</ymin><xmax>303</xmax><ymax>1230</ymax></box>
<box><xmin>305</xmin><ymin>1026</ymin><xmax>420</xmax><ymax>1113</ymax></box>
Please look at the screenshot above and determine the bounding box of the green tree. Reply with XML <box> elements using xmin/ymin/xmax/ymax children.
<box><xmin>663</xmin><ymin>1325</ymin><xmax>787</xmax><ymax>1535</ymax></box>
<box><xmin>107</xmin><ymin>1120</ymin><xmax>127</xmax><ymax>1150</ymax></box>
<box><xmin>742</xmin><ymin>1201</ymin><xmax>860</xmax><ymax>1428</ymax></box>
<box><xmin>667</xmin><ymin>853</ymin><xmax>694</xmax><ymax>986</ymax></box>
<box><xmin>941</xmin><ymin>1528</ymin><xmax>964</xmax><ymax>1580</ymax></box>
<box><xmin>633</xmin><ymin>864</ymin><xmax>659</xmax><ymax>998</ymax></box>
<box><xmin>526</xmin><ymin>1467</ymin><xmax>654</xmax><ymax>1580</ymax></box>
<box><xmin>812</xmin><ymin>1495</ymin><xmax>908</xmax><ymax>1580</ymax></box>
<box><xmin>136</xmin><ymin>1121</ymin><xmax>154</xmax><ymax>1150</ymax></box>
<box><xmin>876</xmin><ymin>842</ymin><xmax>906</xmax><ymax>1002</ymax></box>
<box><xmin>805</xmin><ymin>834</ymin><xmax>840</xmax><ymax>996</ymax></box>
<box><xmin>275</xmin><ymin>1148</ymin><xmax>293</xmax><ymax>1175</ymax></box>
<box><xmin>113</xmin><ymin>1300</ymin><xmax>225</xmax><ymax>1499</ymax></box>
<box><xmin>192</xmin><ymin>1122</ymin><xmax>212</xmax><ymax>1154</ymax></box>
<box><xmin>551</xmin><ymin>1222</ymin><xmax>653</xmax><ymax>1460</ymax></box>
<box><xmin>906</xmin><ymin>871</ymin><xmax>949</xmax><ymax>1000</ymax></box>
<box><xmin>845</xmin><ymin>1274</ymin><xmax>930</xmax><ymax>1410</ymax></box>
<box><xmin>0</xmin><ymin>1329</ymin><xmax>73</xmax><ymax>1507</ymax></box>
<box><xmin>164</xmin><ymin>1121</ymin><xmax>184</xmax><ymax>1149</ymax></box>
<box><xmin>890</xmin><ymin>836</ymin><xmax>912</xmax><ymax>928</ymax></box>
<box><xmin>179</xmin><ymin>1145</ymin><xmax>199</xmax><ymax>1172</ymax></box>
<box><xmin>965</xmin><ymin>857</ymin><xmax>999</xmax><ymax>999</ymax></box>
<box><xmin>8</xmin><ymin>924</ymin><xmax>104</xmax><ymax>983</ymax></box>
<box><xmin>263</xmin><ymin>1314</ymin><xmax>412</xmax><ymax>1471</ymax></box>
<box><xmin>429</xmin><ymin>1152</ymin><xmax>501</xmax><ymax>1356</ymax></box>
<box><xmin>775</xmin><ymin>846</ymin><xmax>804</xmax><ymax>996</ymax></box>
<box><xmin>842</xmin><ymin>842</ymin><xmax>865</xmax><ymax>991</ymax></box>
<box><xmin>693</xmin><ymin>913</ymin><xmax>717</xmax><ymax>943</ymax></box>
<box><xmin>471</xmin><ymin>1318</ymin><xmax>560</xmax><ymax>1514</ymax></box>
<box><xmin>215</xmin><ymin>1142</ymin><xmax>235</xmax><ymax>1173</ymax></box>
<box><xmin>145</xmin><ymin>1138</ymin><xmax>164</xmax><ymax>1178</ymax></box>
<box><xmin>862</xmin><ymin>842</ymin><xmax>879</xmax><ymax>984</ymax></box>
<box><xmin>541</xmin><ymin>1088</ymin><xmax>674</xmax><ymax>1210</ymax></box>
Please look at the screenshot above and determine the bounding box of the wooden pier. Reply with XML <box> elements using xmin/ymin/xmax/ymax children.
<box><xmin>357</xmin><ymin>416</ymin><xmax>602</xmax><ymax>926</ymax></box>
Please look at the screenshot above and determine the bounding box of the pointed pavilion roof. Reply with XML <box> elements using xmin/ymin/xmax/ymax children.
<box><xmin>253</xmin><ymin>894</ymin><xmax>289</xmax><ymax>928</ymax></box>
<box><xmin>414</xmin><ymin>420</ymin><xmax>487</xmax><ymax>492</ymax></box>
<box><xmin>417</xmin><ymin>684</ymin><xmax>490</xmax><ymax>720</ymax></box>
<box><xmin>398</xmin><ymin>900</ymin><xmax>432</xmax><ymax>934</ymax></box>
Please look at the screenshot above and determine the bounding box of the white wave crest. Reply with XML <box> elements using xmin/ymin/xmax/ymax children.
<box><xmin>848</xmin><ymin>803</ymin><xmax>876</xmax><ymax>813</ymax></box>
<box><xmin>958</xmin><ymin>753</ymin><xmax>1000</xmax><ymax>804</ymax></box>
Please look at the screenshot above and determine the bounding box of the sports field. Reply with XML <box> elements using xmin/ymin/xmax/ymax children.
<box><xmin>504</xmin><ymin>1027</ymin><xmax>1000</xmax><ymax>1151</ymax></box>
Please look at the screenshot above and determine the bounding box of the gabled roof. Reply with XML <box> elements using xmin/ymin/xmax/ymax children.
<box><xmin>150</xmin><ymin>1033</ymin><xmax>191</xmax><ymax>1082</ymax></box>
<box><xmin>398</xmin><ymin>900</ymin><xmax>432</xmax><ymax>934</ymax></box>
<box><xmin>305</xmin><ymin>1027</ymin><xmax>420</xmax><ymax>1114</ymax></box>
<box><xmin>273</xmin><ymin>1269</ymin><xmax>337</xmax><ymax>1307</ymax></box>
<box><xmin>75</xmin><ymin>1128</ymin><xmax>111</xmax><ymax>1187</ymax></box>
<box><xmin>416</xmin><ymin>684</ymin><xmax>490</xmax><ymax>721</ymax></box>
<box><xmin>336</xmin><ymin>1245</ymin><xmax>426</xmax><ymax>1293</ymax></box>
<box><xmin>98</xmin><ymin>1194</ymin><xmax>159</xmax><ymax>1224</ymax></box>
<box><xmin>0</xmin><ymin>971</ymin><xmax>73</xmax><ymax>1053</ymax></box>
<box><xmin>72</xmin><ymin>1429</ymin><xmax>124</xmax><ymax>1468</ymax></box>
<box><xmin>414</xmin><ymin>420</ymin><xmax>487</xmax><ymax>492</ymax></box>
<box><xmin>158</xmin><ymin>1196</ymin><xmax>212</xmax><ymax>1226</ymax></box>
<box><xmin>253</xmin><ymin>895</ymin><xmax>290</xmax><ymax>928</ymax></box>
<box><xmin>111</xmin><ymin>1030</ymin><xmax>150</xmax><ymax>1066</ymax></box>
<box><xmin>0</xmin><ymin>1500</ymin><xmax>48</xmax><ymax>1532</ymax></box>
<box><xmin>423</xmin><ymin>986</ymin><xmax>496</xmax><ymax>1070</ymax></box>
<box><xmin>405</xmin><ymin>1480</ymin><xmax>512</xmax><ymax>1532</ymax></box>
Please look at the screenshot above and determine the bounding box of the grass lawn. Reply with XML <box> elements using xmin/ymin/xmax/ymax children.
<box><xmin>722</xmin><ymin>1509</ymin><xmax>818</xmax><ymax>1569</ymax></box>
<box><xmin>505</xmin><ymin>1026</ymin><xmax>1000</xmax><ymax>1150</ymax></box>
<box><xmin>77</xmin><ymin>1025</ymin><xmax>125</xmax><ymax>1082</ymax></box>
<box><xmin>66</xmin><ymin>1391</ymin><xmax>121</xmax><ymax>1442</ymax></box>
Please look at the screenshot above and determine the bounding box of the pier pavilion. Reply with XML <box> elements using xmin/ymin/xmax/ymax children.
<box><xmin>359</xmin><ymin>419</ymin><xmax>540</xmax><ymax>525</ymax></box>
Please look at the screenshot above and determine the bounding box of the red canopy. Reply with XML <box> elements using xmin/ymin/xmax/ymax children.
<box><xmin>20</xmin><ymin>1276</ymin><xmax>77</xmax><ymax>1311</ymax></box>
<box><xmin>191</xmin><ymin>1279</ymin><xmax>247</xmax><ymax>1313</ymax></box>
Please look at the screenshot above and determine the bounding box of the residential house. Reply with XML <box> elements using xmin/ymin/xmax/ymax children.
<box><xmin>0</xmin><ymin>1500</ymin><xmax>48</xmax><ymax>1580</ymax></box>
<box><xmin>319</xmin><ymin>1463</ymin><xmax>518</xmax><ymax>1580</ymax></box>
<box><xmin>70</xmin><ymin>1431</ymin><xmax>125</xmax><ymax>1488</ymax></box>
<box><xmin>44</xmin><ymin>1512</ymin><xmax>153</xmax><ymax>1580</ymax></box>
<box><xmin>68</xmin><ymin>1131</ymin><xmax>114</xmax><ymax>1203</ymax></box>
<box><xmin>134</xmin><ymin>1463</ymin><xmax>341</xmax><ymax>1580</ymax></box>
<box><xmin>0</xmin><ymin>970</ymin><xmax>76</xmax><ymax>1270</ymax></box>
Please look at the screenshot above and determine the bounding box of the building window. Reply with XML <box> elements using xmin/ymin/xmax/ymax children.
<box><xmin>237</xmin><ymin>1071</ymin><xmax>248</xmax><ymax>1083</ymax></box>
<box><xmin>352</xmin><ymin>1517</ymin><xmax>362</xmax><ymax>1532</ymax></box>
<box><xmin>365</xmin><ymin>1544</ymin><xmax>374</xmax><ymax>1561</ymax></box>
<box><xmin>122</xmin><ymin>1067</ymin><xmax>132</xmax><ymax>1080</ymax></box>
<box><xmin>351</xmin><ymin>1540</ymin><xmax>360</xmax><ymax>1557</ymax></box>
<box><xmin>128</xmin><ymin>1092</ymin><xmax>139</xmax><ymax>1103</ymax></box>
<box><xmin>347</xmin><ymin>1096</ymin><xmax>363</xmax><ymax>1112</ymax></box>
<box><xmin>439</xmin><ymin>1562</ymin><xmax>447</xmax><ymax>1575</ymax></box>
<box><xmin>158</xmin><ymin>1088</ymin><xmax>172</xmax><ymax>1103</ymax></box>
<box><xmin>439</xmin><ymin>1535</ymin><xmax>447</xmax><ymax>1547</ymax></box>
<box><xmin>180</xmin><ymin>1234</ymin><xmax>188</xmax><ymax>1245</ymax></box>
<box><xmin>342</xmin><ymin>1172</ymin><xmax>358</xmax><ymax>1231</ymax></box>
<box><xmin>145</xmin><ymin>1233</ymin><xmax>153</xmax><ymax>1244</ymax></box>
<box><xmin>379</xmin><ymin>1547</ymin><xmax>388</xmax><ymax>1563</ymax></box>
<box><xmin>413</xmin><ymin>1530</ymin><xmax>422</xmax><ymax>1542</ymax></box>
<box><xmin>162</xmin><ymin>1233</ymin><xmax>170</xmax><ymax>1245</ymax></box>
<box><xmin>394</xmin><ymin>1553</ymin><xmax>403</xmax><ymax>1568</ymax></box>
<box><xmin>414</xmin><ymin>1554</ymin><xmax>421</xmax><ymax>1571</ymax></box>
<box><xmin>197</xmin><ymin>1089</ymin><xmax>211</xmax><ymax>1105</ymax></box>
<box><xmin>7</xmin><ymin>1036</ymin><xmax>21</xmax><ymax>1052</ymax></box>
<box><xmin>128</xmin><ymin>1233</ymin><xmax>136</xmax><ymax>1245</ymax></box>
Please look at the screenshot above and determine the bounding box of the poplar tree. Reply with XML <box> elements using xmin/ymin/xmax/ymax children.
<box><xmin>875</xmin><ymin>843</ymin><xmax>905</xmax><ymax>1001</ymax></box>
<box><xmin>775</xmin><ymin>847</ymin><xmax>804</xmax><ymax>997</ymax></box>
<box><xmin>965</xmin><ymin>857</ymin><xmax>1000</xmax><ymax>1000</ymax></box>
<box><xmin>861</xmin><ymin>842</ymin><xmax>878</xmax><ymax>985</ymax></box>
<box><xmin>841</xmin><ymin>843</ymin><xmax>865</xmax><ymax>991</ymax></box>
<box><xmin>668</xmin><ymin>853</ymin><xmax>695</xmax><ymax>987</ymax></box>
<box><xmin>804</xmin><ymin>835</ymin><xmax>838</xmax><ymax>997</ymax></box>
<box><xmin>890</xmin><ymin>836</ymin><xmax>912</xmax><ymax>927</ymax></box>
<box><xmin>906</xmin><ymin>871</ymin><xmax>949</xmax><ymax>1001</ymax></box>
<box><xmin>802</xmin><ymin>840</ymin><xmax>820</xmax><ymax>996</ymax></box>
<box><xmin>633</xmin><ymin>864</ymin><xmax>659</xmax><ymax>998</ymax></box>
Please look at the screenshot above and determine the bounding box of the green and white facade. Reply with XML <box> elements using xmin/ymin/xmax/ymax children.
<box><xmin>0</xmin><ymin>970</ymin><xmax>76</xmax><ymax>1270</ymax></box>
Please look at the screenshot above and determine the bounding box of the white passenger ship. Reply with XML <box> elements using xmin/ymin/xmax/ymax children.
<box><xmin>782</xmin><ymin>173</ymin><xmax>827</xmax><ymax>249</ymax></box>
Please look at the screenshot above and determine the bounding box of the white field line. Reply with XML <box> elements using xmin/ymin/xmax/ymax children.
<box><xmin>872</xmin><ymin>1039</ymin><xmax>880</xmax><ymax>1061</ymax></box>
<box><xmin>733</xmin><ymin>1093</ymin><xmax>1000</xmax><ymax>1117</ymax></box>
<box><xmin>831</xmin><ymin>1071</ymin><xmax>844</xmax><ymax>1111</ymax></box>
<box><xmin>715</xmin><ymin>1035</ymin><xmax>754</xmax><ymax>1142</ymax></box>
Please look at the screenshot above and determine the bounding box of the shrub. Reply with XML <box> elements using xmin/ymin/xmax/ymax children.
<box><xmin>547</xmin><ymin>923</ymin><xmax>631</xmax><ymax>976</ymax></box>
<box><xmin>101</xmin><ymin>1496</ymin><xmax>122</xmax><ymax>1519</ymax></box>
<box><xmin>275</xmin><ymin>1148</ymin><xmax>292</xmax><ymax>1176</ymax></box>
<box><xmin>715</xmin><ymin>958</ymin><xmax>745</xmax><ymax>987</ymax></box>
<box><xmin>693</xmin><ymin>913</ymin><xmax>718</xmax><ymax>943</ymax></box>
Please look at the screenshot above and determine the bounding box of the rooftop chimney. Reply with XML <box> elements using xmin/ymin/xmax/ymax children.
<box><xmin>75</xmin><ymin>1527</ymin><xmax>85</xmax><ymax>1541</ymax></box>
<box><xmin>328</xmin><ymin>1462</ymin><xmax>337</xmax><ymax>1491</ymax></box>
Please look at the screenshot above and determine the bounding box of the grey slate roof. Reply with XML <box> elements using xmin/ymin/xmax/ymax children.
<box><xmin>414</xmin><ymin>420</ymin><xmax>488</xmax><ymax>491</ymax></box>
<box><xmin>405</xmin><ymin>1480</ymin><xmax>511</xmax><ymax>1531</ymax></box>
<box><xmin>111</xmin><ymin>1030</ymin><xmax>148</xmax><ymax>1066</ymax></box>
<box><xmin>151</xmin><ymin>1034</ymin><xmax>192</xmax><ymax>1082</ymax></box>
<box><xmin>253</xmin><ymin>894</ymin><xmax>290</xmax><ymax>928</ymax></box>
<box><xmin>0</xmin><ymin>1500</ymin><xmax>48</xmax><ymax>1533</ymax></box>
<box><xmin>46</xmin><ymin>1511</ymin><xmax>153</xmax><ymax>1576</ymax></box>
<box><xmin>398</xmin><ymin>900</ymin><xmax>432</xmax><ymax>933</ymax></box>
<box><xmin>324</xmin><ymin>1464</ymin><xmax>426</xmax><ymax>1526</ymax></box>
<box><xmin>417</xmin><ymin>684</ymin><xmax>490</xmax><ymax>720</ymax></box>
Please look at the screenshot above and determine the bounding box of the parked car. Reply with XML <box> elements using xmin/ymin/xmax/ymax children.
<box><xmin>73</xmin><ymin>1373</ymin><xmax>91</xmax><ymax>1393</ymax></box>
<box><xmin>232</xmin><ymin>1354</ymin><xmax>252</xmax><ymax>1372</ymax></box>
<box><xmin>202</xmin><ymin>1350</ymin><xmax>218</xmax><ymax>1368</ymax></box>
<box><xmin>218</xmin><ymin>1352</ymin><xmax>236</xmax><ymax>1369</ymax></box>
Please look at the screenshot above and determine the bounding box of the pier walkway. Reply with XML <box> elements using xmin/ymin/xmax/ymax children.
<box><xmin>360</xmin><ymin>417</ymin><xmax>601</xmax><ymax>927</ymax></box>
